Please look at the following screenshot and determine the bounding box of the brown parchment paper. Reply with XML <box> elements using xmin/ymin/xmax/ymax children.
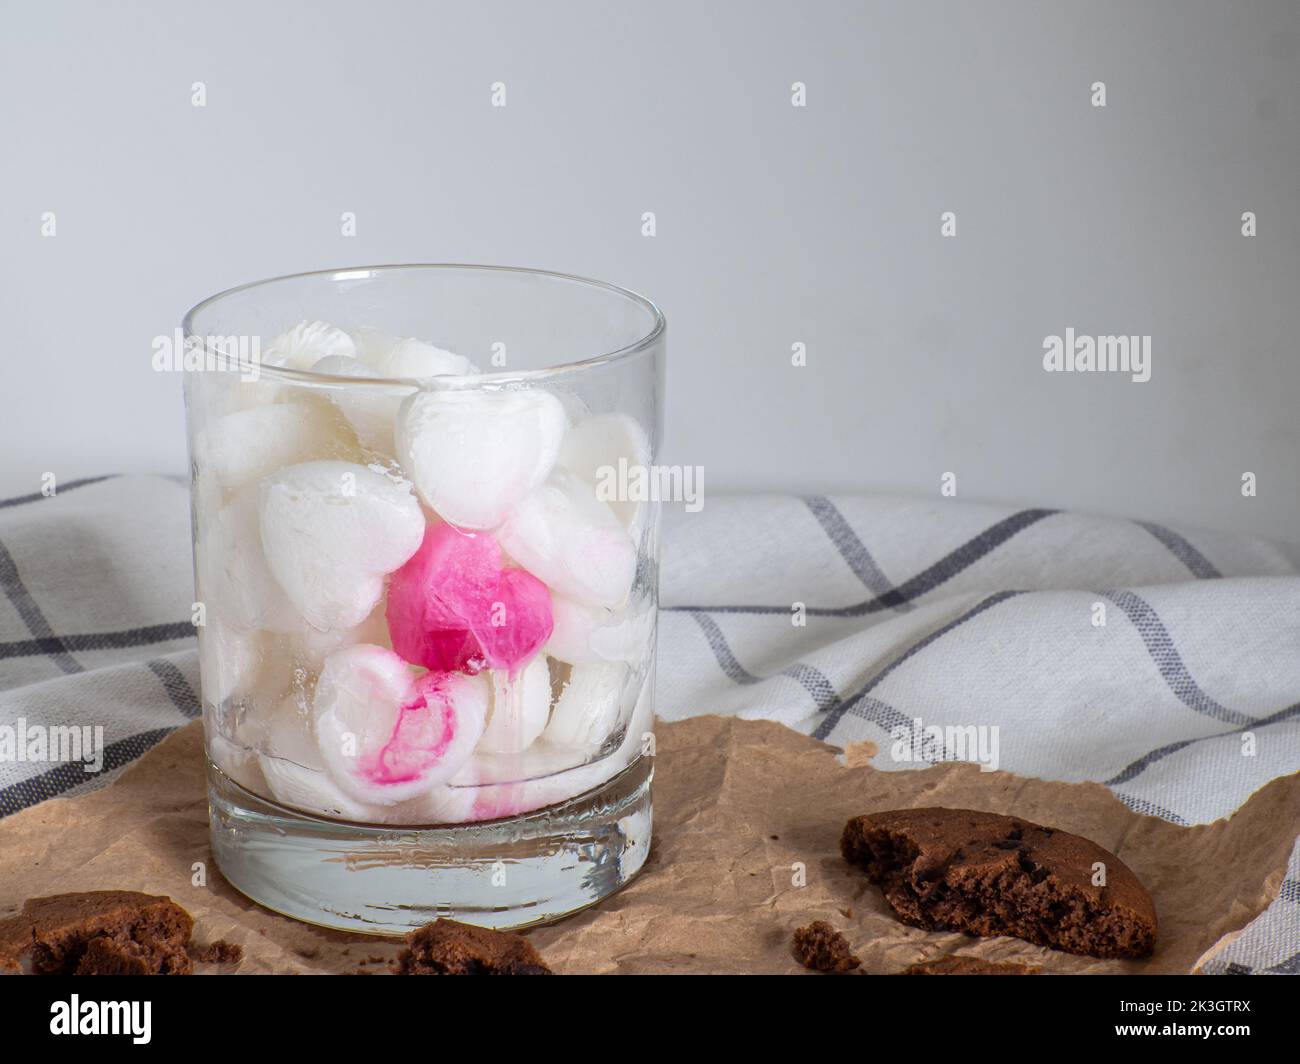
<box><xmin>1</xmin><ymin>716</ymin><xmax>1297</xmax><ymax>974</ymax></box>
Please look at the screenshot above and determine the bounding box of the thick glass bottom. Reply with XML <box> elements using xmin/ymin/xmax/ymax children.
<box><xmin>207</xmin><ymin>754</ymin><xmax>653</xmax><ymax>935</ymax></box>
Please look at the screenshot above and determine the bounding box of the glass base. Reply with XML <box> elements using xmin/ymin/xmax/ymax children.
<box><xmin>207</xmin><ymin>755</ymin><xmax>653</xmax><ymax>935</ymax></box>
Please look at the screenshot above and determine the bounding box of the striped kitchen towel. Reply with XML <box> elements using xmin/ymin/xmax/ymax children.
<box><xmin>1</xmin><ymin>476</ymin><xmax>1298</xmax><ymax>972</ymax></box>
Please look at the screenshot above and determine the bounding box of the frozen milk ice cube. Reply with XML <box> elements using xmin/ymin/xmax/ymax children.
<box><xmin>310</xmin><ymin>335</ymin><xmax>480</xmax><ymax>455</ymax></box>
<box><xmin>310</xmin><ymin>354</ymin><xmax>401</xmax><ymax>453</ymax></box>
<box><xmin>257</xmin><ymin>695</ymin><xmax>379</xmax><ymax>820</ymax></box>
<box><xmin>197</xmin><ymin>620</ymin><xmax>271</xmax><ymax>708</ymax></box>
<box><xmin>259</xmin><ymin>460</ymin><xmax>424</xmax><ymax>631</ymax></box>
<box><xmin>193</xmin><ymin>364</ymin><xmax>284</xmax><ymax>417</ymax></box>
<box><xmin>263</xmin><ymin>320</ymin><xmax>356</xmax><ymax>371</ymax></box>
<box><xmin>311</xmin><ymin>353</ymin><xmax>380</xmax><ymax>378</ymax></box>
<box><xmin>396</xmin><ymin>387</ymin><xmax>567</xmax><ymax>529</ymax></box>
<box><xmin>313</xmin><ymin>645</ymin><xmax>490</xmax><ymax>804</ymax></box>
<box><xmin>381</xmin><ymin>780</ymin><xmax>480</xmax><ymax>825</ymax></box>
<box><xmin>546</xmin><ymin>595</ymin><xmax>655</xmax><ymax>665</ymax></box>
<box><xmin>208</xmin><ymin>733</ymin><xmax>266</xmax><ymax>795</ymax></box>
<box><xmin>196</xmin><ymin>400</ymin><xmax>344</xmax><ymax>490</ymax></box>
<box><xmin>259</xmin><ymin>694</ymin><xmax>473</xmax><ymax>823</ymax></box>
<box><xmin>204</xmin><ymin>485</ymin><xmax>301</xmax><ymax>633</ymax></box>
<box><xmin>353</xmin><ymin>327</ymin><xmax>479</xmax><ymax>377</ymax></box>
<box><xmin>587</xmin><ymin>600</ymin><xmax>656</xmax><ymax>664</ymax></box>
<box><xmin>373</xmin><ymin>338</ymin><xmax>477</xmax><ymax>379</ymax></box>
<box><xmin>545</xmin><ymin>597</ymin><xmax>610</xmax><ymax>665</ymax></box>
<box><xmin>558</xmin><ymin>412</ymin><xmax>651</xmax><ymax>531</ymax></box>
<box><xmin>544</xmin><ymin>662</ymin><xmax>628</xmax><ymax>750</ymax></box>
<box><xmin>196</xmin><ymin>323</ymin><xmax>354</xmax><ymax>414</ymax></box>
<box><xmin>452</xmin><ymin>668</ymin><xmax>654</xmax><ymax>821</ymax></box>
<box><xmin>477</xmin><ymin>656</ymin><xmax>552</xmax><ymax>755</ymax></box>
<box><xmin>352</xmin><ymin>326</ymin><xmax>400</xmax><ymax>365</ymax></box>
<box><xmin>284</xmin><ymin>604</ymin><xmax>390</xmax><ymax>669</ymax></box>
<box><xmin>497</xmin><ymin>468</ymin><xmax>637</xmax><ymax>608</ymax></box>
<box><xmin>550</xmin><ymin>386</ymin><xmax>590</xmax><ymax>425</ymax></box>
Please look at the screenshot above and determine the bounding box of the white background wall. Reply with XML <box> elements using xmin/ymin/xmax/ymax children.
<box><xmin>2</xmin><ymin>0</ymin><xmax>1297</xmax><ymax>541</ymax></box>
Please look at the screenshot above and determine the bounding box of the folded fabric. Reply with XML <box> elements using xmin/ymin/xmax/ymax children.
<box><xmin>1</xmin><ymin>476</ymin><xmax>1296</xmax><ymax>972</ymax></box>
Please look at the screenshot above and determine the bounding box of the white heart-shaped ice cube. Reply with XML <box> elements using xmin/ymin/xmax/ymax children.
<box><xmin>196</xmin><ymin>400</ymin><xmax>345</xmax><ymax>490</ymax></box>
<box><xmin>353</xmin><ymin>328</ymin><xmax>479</xmax><ymax>376</ymax></box>
<box><xmin>264</xmin><ymin>320</ymin><xmax>356</xmax><ymax>371</ymax></box>
<box><xmin>544</xmin><ymin>596</ymin><xmax>655</xmax><ymax>666</ymax></box>
<box><xmin>396</xmin><ymin>387</ymin><xmax>566</xmax><ymax>529</ymax></box>
<box><xmin>283</xmin><ymin>603</ymin><xmax>390</xmax><ymax>670</ymax></box>
<box><xmin>204</xmin><ymin>485</ymin><xmax>301</xmax><ymax>633</ymax></box>
<box><xmin>545</xmin><ymin>597</ymin><xmax>609</xmax><ymax>665</ymax></box>
<box><xmin>259</xmin><ymin>461</ymin><xmax>424</xmax><ymax>631</ymax></box>
<box><xmin>558</xmin><ymin>412</ymin><xmax>651</xmax><ymax>531</ymax></box>
<box><xmin>587</xmin><ymin>601</ymin><xmax>656</xmax><ymax>664</ymax></box>
<box><xmin>309</xmin><ymin>354</ymin><xmax>404</xmax><ymax>454</ymax></box>
<box><xmin>497</xmin><ymin>469</ymin><xmax>636</xmax><ymax>608</ymax></box>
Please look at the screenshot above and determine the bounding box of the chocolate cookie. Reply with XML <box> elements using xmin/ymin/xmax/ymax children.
<box><xmin>0</xmin><ymin>891</ymin><xmax>195</xmax><ymax>975</ymax></box>
<box><xmin>394</xmin><ymin>918</ymin><xmax>552</xmax><ymax>975</ymax></box>
<box><xmin>841</xmin><ymin>808</ymin><xmax>1156</xmax><ymax>959</ymax></box>
<box><xmin>903</xmin><ymin>955</ymin><xmax>1041</xmax><ymax>975</ymax></box>
<box><xmin>791</xmin><ymin>921</ymin><xmax>861</xmax><ymax>973</ymax></box>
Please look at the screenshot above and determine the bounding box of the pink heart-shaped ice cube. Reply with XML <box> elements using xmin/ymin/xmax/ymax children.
<box><xmin>474</xmin><ymin>566</ymin><xmax>554</xmax><ymax>675</ymax></box>
<box><xmin>386</xmin><ymin>521</ymin><xmax>552</xmax><ymax>675</ymax></box>
<box><xmin>387</xmin><ymin>523</ymin><xmax>500</xmax><ymax>672</ymax></box>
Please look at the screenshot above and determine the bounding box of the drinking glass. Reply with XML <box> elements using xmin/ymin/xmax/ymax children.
<box><xmin>182</xmin><ymin>265</ymin><xmax>663</xmax><ymax>932</ymax></box>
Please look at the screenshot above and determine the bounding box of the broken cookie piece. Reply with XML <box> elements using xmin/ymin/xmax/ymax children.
<box><xmin>193</xmin><ymin>940</ymin><xmax>244</xmax><ymax>965</ymax></box>
<box><xmin>903</xmin><ymin>955</ymin><xmax>1041</xmax><ymax>975</ymax></box>
<box><xmin>841</xmin><ymin>808</ymin><xmax>1156</xmax><ymax>959</ymax></box>
<box><xmin>394</xmin><ymin>918</ymin><xmax>552</xmax><ymax>975</ymax></box>
<box><xmin>792</xmin><ymin>920</ymin><xmax>861</xmax><ymax>973</ymax></box>
<box><xmin>0</xmin><ymin>891</ymin><xmax>194</xmax><ymax>975</ymax></box>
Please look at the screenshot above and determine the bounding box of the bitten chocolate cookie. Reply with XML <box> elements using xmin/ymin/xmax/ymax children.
<box><xmin>791</xmin><ymin>921</ymin><xmax>861</xmax><ymax>973</ymax></box>
<box><xmin>0</xmin><ymin>891</ymin><xmax>195</xmax><ymax>975</ymax></box>
<box><xmin>903</xmin><ymin>955</ymin><xmax>1041</xmax><ymax>975</ymax></box>
<box><xmin>841</xmin><ymin>808</ymin><xmax>1156</xmax><ymax>959</ymax></box>
<box><xmin>394</xmin><ymin>918</ymin><xmax>552</xmax><ymax>975</ymax></box>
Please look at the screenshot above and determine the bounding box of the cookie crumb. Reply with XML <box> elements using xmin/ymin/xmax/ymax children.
<box><xmin>791</xmin><ymin>921</ymin><xmax>860</xmax><ymax>973</ymax></box>
<box><xmin>394</xmin><ymin>919</ymin><xmax>551</xmax><ymax>975</ymax></box>
<box><xmin>193</xmin><ymin>940</ymin><xmax>243</xmax><ymax>965</ymax></box>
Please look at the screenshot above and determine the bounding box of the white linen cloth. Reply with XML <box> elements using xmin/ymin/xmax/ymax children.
<box><xmin>1</xmin><ymin>476</ymin><xmax>1296</xmax><ymax>972</ymax></box>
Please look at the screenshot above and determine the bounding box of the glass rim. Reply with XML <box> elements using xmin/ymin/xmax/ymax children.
<box><xmin>181</xmin><ymin>262</ymin><xmax>666</xmax><ymax>388</ymax></box>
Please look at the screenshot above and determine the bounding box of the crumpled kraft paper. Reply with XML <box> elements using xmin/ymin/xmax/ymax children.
<box><xmin>0</xmin><ymin>716</ymin><xmax>1296</xmax><ymax>974</ymax></box>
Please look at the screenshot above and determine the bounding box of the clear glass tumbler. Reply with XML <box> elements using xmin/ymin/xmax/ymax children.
<box><xmin>182</xmin><ymin>265</ymin><xmax>663</xmax><ymax>933</ymax></box>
